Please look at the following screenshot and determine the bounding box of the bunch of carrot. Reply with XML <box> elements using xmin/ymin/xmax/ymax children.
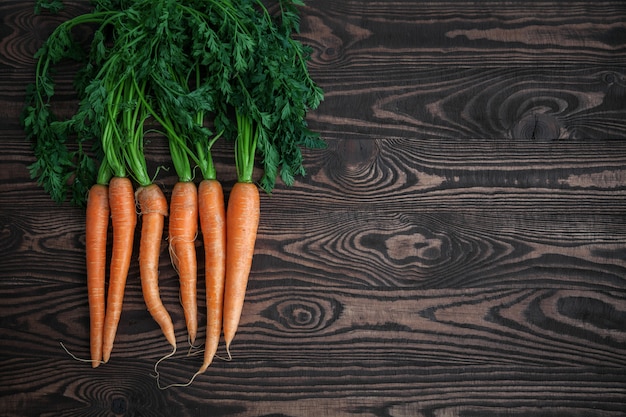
<box><xmin>23</xmin><ymin>0</ymin><xmax>324</xmax><ymax>383</ymax></box>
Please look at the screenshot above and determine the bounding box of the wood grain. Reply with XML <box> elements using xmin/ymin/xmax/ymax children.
<box><xmin>1</xmin><ymin>0</ymin><xmax>625</xmax><ymax>416</ymax></box>
<box><xmin>298</xmin><ymin>1</ymin><xmax>626</xmax><ymax>141</ymax></box>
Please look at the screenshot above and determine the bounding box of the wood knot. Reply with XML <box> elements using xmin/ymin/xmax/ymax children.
<box><xmin>261</xmin><ymin>295</ymin><xmax>342</xmax><ymax>333</ymax></box>
<box><xmin>337</xmin><ymin>138</ymin><xmax>379</xmax><ymax>172</ymax></box>
<box><xmin>111</xmin><ymin>397</ymin><xmax>127</xmax><ymax>415</ymax></box>
<box><xmin>558</xmin><ymin>296</ymin><xmax>625</xmax><ymax>330</ymax></box>
<box><xmin>511</xmin><ymin>113</ymin><xmax>561</xmax><ymax>141</ymax></box>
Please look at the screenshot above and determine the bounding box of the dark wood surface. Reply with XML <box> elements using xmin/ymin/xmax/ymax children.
<box><xmin>1</xmin><ymin>1</ymin><xmax>625</xmax><ymax>416</ymax></box>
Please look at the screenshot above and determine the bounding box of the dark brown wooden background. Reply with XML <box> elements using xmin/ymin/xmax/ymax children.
<box><xmin>1</xmin><ymin>1</ymin><xmax>625</xmax><ymax>416</ymax></box>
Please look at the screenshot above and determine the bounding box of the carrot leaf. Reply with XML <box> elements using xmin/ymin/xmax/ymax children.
<box><xmin>24</xmin><ymin>0</ymin><xmax>324</xmax><ymax>205</ymax></box>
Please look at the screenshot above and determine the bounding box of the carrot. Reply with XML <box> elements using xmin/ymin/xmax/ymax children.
<box><xmin>102</xmin><ymin>176</ymin><xmax>137</xmax><ymax>363</ymax></box>
<box><xmin>151</xmin><ymin>99</ymin><xmax>201</xmax><ymax>347</ymax></box>
<box><xmin>168</xmin><ymin>180</ymin><xmax>199</xmax><ymax>344</ymax></box>
<box><xmin>198</xmin><ymin>179</ymin><xmax>226</xmax><ymax>372</ymax></box>
<box><xmin>223</xmin><ymin>181</ymin><xmax>260</xmax><ymax>356</ymax></box>
<box><xmin>85</xmin><ymin>183</ymin><xmax>110</xmax><ymax>367</ymax></box>
<box><xmin>136</xmin><ymin>183</ymin><xmax>176</xmax><ymax>348</ymax></box>
<box><xmin>219</xmin><ymin>112</ymin><xmax>262</xmax><ymax>358</ymax></box>
<box><xmin>122</xmin><ymin>77</ymin><xmax>178</xmax><ymax>350</ymax></box>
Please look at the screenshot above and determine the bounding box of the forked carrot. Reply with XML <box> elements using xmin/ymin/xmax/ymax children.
<box><xmin>102</xmin><ymin>176</ymin><xmax>137</xmax><ymax>363</ymax></box>
<box><xmin>85</xmin><ymin>183</ymin><xmax>110</xmax><ymax>367</ymax></box>
<box><xmin>198</xmin><ymin>179</ymin><xmax>226</xmax><ymax>372</ymax></box>
<box><xmin>223</xmin><ymin>181</ymin><xmax>260</xmax><ymax>356</ymax></box>
<box><xmin>169</xmin><ymin>180</ymin><xmax>199</xmax><ymax>344</ymax></box>
<box><xmin>136</xmin><ymin>183</ymin><xmax>176</xmax><ymax>348</ymax></box>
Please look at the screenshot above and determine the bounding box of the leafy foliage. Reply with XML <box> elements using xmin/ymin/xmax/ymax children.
<box><xmin>23</xmin><ymin>0</ymin><xmax>325</xmax><ymax>206</ymax></box>
<box><xmin>34</xmin><ymin>0</ymin><xmax>65</xmax><ymax>14</ymax></box>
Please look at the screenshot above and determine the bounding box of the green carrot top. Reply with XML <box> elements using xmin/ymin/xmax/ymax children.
<box><xmin>23</xmin><ymin>0</ymin><xmax>324</xmax><ymax>206</ymax></box>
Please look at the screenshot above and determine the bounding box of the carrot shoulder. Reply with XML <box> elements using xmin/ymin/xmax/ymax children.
<box><xmin>85</xmin><ymin>184</ymin><xmax>109</xmax><ymax>367</ymax></box>
<box><xmin>168</xmin><ymin>181</ymin><xmax>199</xmax><ymax>344</ymax></box>
<box><xmin>102</xmin><ymin>176</ymin><xmax>137</xmax><ymax>363</ymax></box>
<box><xmin>136</xmin><ymin>183</ymin><xmax>176</xmax><ymax>348</ymax></box>
<box><xmin>223</xmin><ymin>182</ymin><xmax>260</xmax><ymax>355</ymax></box>
<box><xmin>198</xmin><ymin>179</ymin><xmax>226</xmax><ymax>372</ymax></box>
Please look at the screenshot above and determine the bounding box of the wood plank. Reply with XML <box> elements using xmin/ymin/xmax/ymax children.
<box><xmin>1</xmin><ymin>283</ymin><xmax>625</xmax><ymax>414</ymax></box>
<box><xmin>3</xmin><ymin>136</ymin><xmax>626</xmax><ymax>211</ymax></box>
<box><xmin>299</xmin><ymin>1</ymin><xmax>626</xmax><ymax>67</ymax></box>
<box><xmin>304</xmin><ymin>68</ymin><xmax>626</xmax><ymax>140</ymax></box>
<box><xmin>295</xmin><ymin>1</ymin><xmax>626</xmax><ymax>140</ymax></box>
<box><xmin>288</xmin><ymin>138</ymin><xmax>626</xmax><ymax>212</ymax></box>
<box><xmin>3</xmin><ymin>280</ymin><xmax>626</xmax><ymax>367</ymax></box>
<box><xmin>1</xmin><ymin>358</ymin><xmax>625</xmax><ymax>417</ymax></box>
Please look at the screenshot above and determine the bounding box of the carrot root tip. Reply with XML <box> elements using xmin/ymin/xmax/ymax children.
<box><xmin>186</xmin><ymin>334</ymin><xmax>201</xmax><ymax>353</ymax></box>
<box><xmin>154</xmin><ymin>346</ymin><xmax>204</xmax><ymax>390</ymax></box>
<box><xmin>60</xmin><ymin>341</ymin><xmax>105</xmax><ymax>368</ymax></box>
<box><xmin>153</xmin><ymin>345</ymin><xmax>178</xmax><ymax>388</ymax></box>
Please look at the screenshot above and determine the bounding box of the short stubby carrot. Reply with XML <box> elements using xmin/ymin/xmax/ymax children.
<box><xmin>85</xmin><ymin>184</ymin><xmax>110</xmax><ymax>367</ymax></box>
<box><xmin>102</xmin><ymin>176</ymin><xmax>137</xmax><ymax>363</ymax></box>
<box><xmin>223</xmin><ymin>182</ymin><xmax>260</xmax><ymax>356</ymax></box>
<box><xmin>136</xmin><ymin>184</ymin><xmax>176</xmax><ymax>348</ymax></box>
<box><xmin>168</xmin><ymin>181</ymin><xmax>199</xmax><ymax>344</ymax></box>
<box><xmin>197</xmin><ymin>179</ymin><xmax>226</xmax><ymax>372</ymax></box>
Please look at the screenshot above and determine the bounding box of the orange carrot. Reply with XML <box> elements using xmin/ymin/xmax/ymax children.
<box><xmin>197</xmin><ymin>179</ymin><xmax>226</xmax><ymax>372</ymax></box>
<box><xmin>136</xmin><ymin>183</ymin><xmax>176</xmax><ymax>348</ymax></box>
<box><xmin>222</xmin><ymin>181</ymin><xmax>260</xmax><ymax>356</ymax></box>
<box><xmin>168</xmin><ymin>181</ymin><xmax>199</xmax><ymax>344</ymax></box>
<box><xmin>85</xmin><ymin>183</ymin><xmax>109</xmax><ymax>367</ymax></box>
<box><xmin>102</xmin><ymin>176</ymin><xmax>137</xmax><ymax>363</ymax></box>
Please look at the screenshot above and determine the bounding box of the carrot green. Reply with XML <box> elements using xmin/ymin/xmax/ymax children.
<box><xmin>22</xmin><ymin>0</ymin><xmax>324</xmax><ymax>206</ymax></box>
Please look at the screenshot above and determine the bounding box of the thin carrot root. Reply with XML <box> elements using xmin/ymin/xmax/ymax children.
<box><xmin>153</xmin><ymin>346</ymin><xmax>208</xmax><ymax>390</ymax></box>
<box><xmin>222</xmin><ymin>182</ymin><xmax>260</xmax><ymax>359</ymax></box>
<box><xmin>60</xmin><ymin>342</ymin><xmax>105</xmax><ymax>367</ymax></box>
<box><xmin>152</xmin><ymin>345</ymin><xmax>178</xmax><ymax>388</ymax></box>
<box><xmin>157</xmin><ymin>369</ymin><xmax>202</xmax><ymax>390</ymax></box>
<box><xmin>136</xmin><ymin>184</ymin><xmax>176</xmax><ymax>348</ymax></box>
<box><xmin>168</xmin><ymin>181</ymin><xmax>199</xmax><ymax>345</ymax></box>
<box><xmin>102</xmin><ymin>177</ymin><xmax>137</xmax><ymax>363</ymax></box>
<box><xmin>186</xmin><ymin>338</ymin><xmax>201</xmax><ymax>354</ymax></box>
<box><xmin>185</xmin><ymin>346</ymin><xmax>205</xmax><ymax>357</ymax></box>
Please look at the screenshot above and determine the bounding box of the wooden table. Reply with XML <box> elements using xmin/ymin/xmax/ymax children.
<box><xmin>1</xmin><ymin>1</ymin><xmax>625</xmax><ymax>416</ymax></box>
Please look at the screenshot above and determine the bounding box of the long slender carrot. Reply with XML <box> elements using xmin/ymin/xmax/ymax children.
<box><xmin>169</xmin><ymin>180</ymin><xmax>199</xmax><ymax>344</ymax></box>
<box><xmin>102</xmin><ymin>176</ymin><xmax>137</xmax><ymax>363</ymax></box>
<box><xmin>223</xmin><ymin>181</ymin><xmax>260</xmax><ymax>356</ymax></box>
<box><xmin>136</xmin><ymin>183</ymin><xmax>176</xmax><ymax>348</ymax></box>
<box><xmin>198</xmin><ymin>179</ymin><xmax>226</xmax><ymax>372</ymax></box>
<box><xmin>85</xmin><ymin>183</ymin><xmax>109</xmax><ymax>367</ymax></box>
